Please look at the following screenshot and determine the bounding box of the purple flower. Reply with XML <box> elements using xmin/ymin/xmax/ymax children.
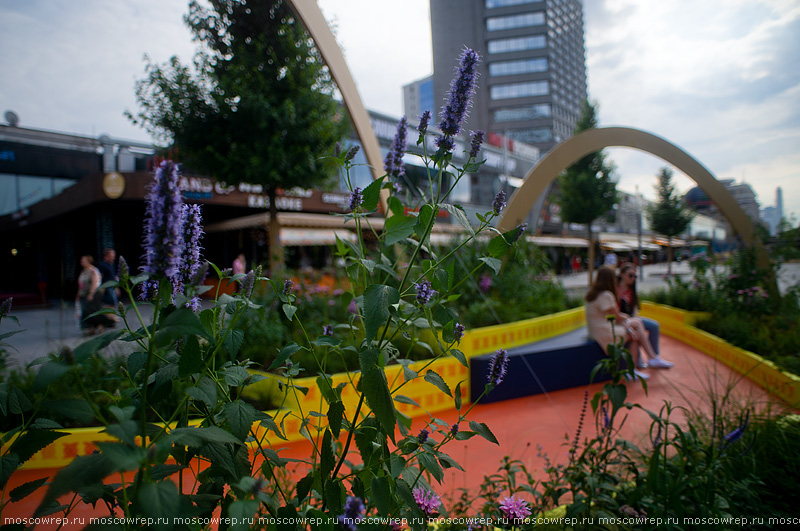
<box><xmin>499</xmin><ymin>495</ymin><xmax>531</xmax><ymax>521</ymax></box>
<box><xmin>117</xmin><ymin>256</ymin><xmax>129</xmax><ymax>281</ymax></box>
<box><xmin>418</xmin><ymin>428</ymin><xmax>430</xmax><ymax>444</ymax></box>
<box><xmin>0</xmin><ymin>297</ymin><xmax>12</xmax><ymax>318</ymax></box>
<box><xmin>492</xmin><ymin>190</ymin><xmax>507</xmax><ymax>215</ymax></box>
<box><xmin>384</xmin><ymin>116</ymin><xmax>408</xmax><ymax>178</ymax></box>
<box><xmin>344</xmin><ymin>144</ymin><xmax>360</xmax><ymax>162</ymax></box>
<box><xmin>347</xmin><ymin>299</ymin><xmax>358</xmax><ymax>315</ymax></box>
<box><xmin>174</xmin><ymin>204</ymin><xmax>203</xmax><ymax>305</ymax></box>
<box><xmin>469</xmin><ymin>130</ymin><xmax>485</xmax><ymax>159</ymax></box>
<box><xmin>602</xmin><ymin>405</ymin><xmax>611</xmax><ymax>431</ymax></box>
<box><xmin>479</xmin><ymin>273</ymin><xmax>492</xmax><ymax>293</ymax></box>
<box><xmin>724</xmin><ymin>410</ymin><xmax>750</xmax><ymax>445</ymax></box>
<box><xmin>512</xmin><ymin>223</ymin><xmax>528</xmax><ymax>243</ymax></box>
<box><xmin>349</xmin><ymin>187</ymin><xmax>363</xmax><ymax>211</ymax></box>
<box><xmin>453</xmin><ymin>322</ymin><xmax>466</xmax><ymax>343</ymax></box>
<box><xmin>338</xmin><ymin>496</ymin><xmax>365</xmax><ymax>531</ymax></box>
<box><xmin>142</xmin><ymin>160</ymin><xmax>185</xmax><ymax>281</ymax></box>
<box><xmin>240</xmin><ymin>270</ymin><xmax>255</xmax><ymax>298</ymax></box>
<box><xmin>323</xmin><ymin>324</ymin><xmax>334</xmax><ymax>337</ymax></box>
<box><xmin>412</xmin><ymin>487</ymin><xmax>441</xmax><ymax>517</ymax></box>
<box><xmin>450</xmin><ymin>423</ymin><xmax>459</xmax><ymax>436</ymax></box>
<box><xmin>282</xmin><ymin>279</ymin><xmax>294</xmax><ymax>296</ymax></box>
<box><xmin>436</xmin><ymin>48</ymin><xmax>480</xmax><ymax>151</ymax></box>
<box><xmin>487</xmin><ymin>349</ymin><xmax>508</xmax><ymax>387</ymax></box>
<box><xmin>418</xmin><ymin>110</ymin><xmax>431</xmax><ymax>137</ymax></box>
<box><xmin>415</xmin><ymin>280</ymin><xmax>435</xmax><ymax>306</ymax></box>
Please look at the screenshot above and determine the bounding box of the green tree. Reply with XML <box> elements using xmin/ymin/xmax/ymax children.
<box><xmin>647</xmin><ymin>167</ymin><xmax>693</xmax><ymax>275</ymax></box>
<box><xmin>556</xmin><ymin>100</ymin><xmax>618</xmax><ymax>283</ymax></box>
<box><xmin>127</xmin><ymin>0</ymin><xmax>349</xmax><ymax>272</ymax></box>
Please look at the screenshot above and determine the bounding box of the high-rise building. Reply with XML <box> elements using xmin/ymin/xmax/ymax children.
<box><xmin>429</xmin><ymin>0</ymin><xmax>588</xmax><ymax>154</ymax></box>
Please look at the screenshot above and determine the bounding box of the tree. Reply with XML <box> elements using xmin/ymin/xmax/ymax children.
<box><xmin>127</xmin><ymin>0</ymin><xmax>350</xmax><ymax>272</ymax></box>
<box><xmin>556</xmin><ymin>100</ymin><xmax>618</xmax><ymax>283</ymax></box>
<box><xmin>647</xmin><ymin>167</ymin><xmax>693</xmax><ymax>275</ymax></box>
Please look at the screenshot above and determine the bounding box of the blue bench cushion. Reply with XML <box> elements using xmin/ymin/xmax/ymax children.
<box><xmin>469</xmin><ymin>328</ymin><xmax>610</xmax><ymax>403</ymax></box>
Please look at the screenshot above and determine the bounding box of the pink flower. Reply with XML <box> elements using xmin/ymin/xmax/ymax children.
<box><xmin>412</xmin><ymin>487</ymin><xmax>441</xmax><ymax>517</ymax></box>
<box><xmin>499</xmin><ymin>495</ymin><xmax>531</xmax><ymax>521</ymax></box>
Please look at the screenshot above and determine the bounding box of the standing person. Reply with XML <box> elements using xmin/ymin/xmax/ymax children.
<box><xmin>233</xmin><ymin>253</ymin><xmax>246</xmax><ymax>292</ymax></box>
<box><xmin>585</xmin><ymin>266</ymin><xmax>657</xmax><ymax>381</ymax></box>
<box><xmin>571</xmin><ymin>254</ymin><xmax>581</xmax><ymax>275</ymax></box>
<box><xmin>617</xmin><ymin>263</ymin><xmax>673</xmax><ymax>369</ymax></box>
<box><xmin>98</xmin><ymin>249</ymin><xmax>120</xmax><ymax>322</ymax></box>
<box><xmin>604</xmin><ymin>250</ymin><xmax>618</xmax><ymax>267</ymax></box>
<box><xmin>76</xmin><ymin>256</ymin><xmax>104</xmax><ymax>335</ymax></box>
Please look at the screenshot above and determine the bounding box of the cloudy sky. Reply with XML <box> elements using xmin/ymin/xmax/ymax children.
<box><xmin>1</xmin><ymin>0</ymin><xmax>798</xmax><ymax>221</ymax></box>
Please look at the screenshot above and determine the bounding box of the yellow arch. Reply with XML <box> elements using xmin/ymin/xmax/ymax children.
<box><xmin>498</xmin><ymin>126</ymin><xmax>774</xmax><ymax>289</ymax></box>
<box><xmin>287</xmin><ymin>0</ymin><xmax>389</xmax><ymax>208</ymax></box>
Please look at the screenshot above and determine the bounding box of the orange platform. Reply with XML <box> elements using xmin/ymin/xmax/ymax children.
<box><xmin>4</xmin><ymin>335</ymin><xmax>786</xmax><ymax>528</ymax></box>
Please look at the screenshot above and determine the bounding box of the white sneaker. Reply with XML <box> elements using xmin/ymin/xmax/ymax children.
<box><xmin>636</xmin><ymin>361</ymin><xmax>649</xmax><ymax>369</ymax></box>
<box><xmin>648</xmin><ymin>357</ymin><xmax>674</xmax><ymax>369</ymax></box>
<box><xmin>633</xmin><ymin>369</ymin><xmax>650</xmax><ymax>380</ymax></box>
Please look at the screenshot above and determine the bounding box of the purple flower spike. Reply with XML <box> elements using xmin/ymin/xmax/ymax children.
<box><xmin>492</xmin><ymin>190</ymin><xmax>507</xmax><ymax>215</ymax></box>
<box><xmin>724</xmin><ymin>410</ymin><xmax>750</xmax><ymax>445</ymax></box>
<box><xmin>349</xmin><ymin>187</ymin><xmax>363</xmax><ymax>211</ymax></box>
<box><xmin>418</xmin><ymin>110</ymin><xmax>431</xmax><ymax>136</ymax></box>
<box><xmin>415</xmin><ymin>280</ymin><xmax>435</xmax><ymax>306</ymax></box>
<box><xmin>418</xmin><ymin>428</ymin><xmax>430</xmax><ymax>444</ymax></box>
<box><xmin>512</xmin><ymin>223</ymin><xmax>528</xmax><ymax>243</ymax></box>
<box><xmin>282</xmin><ymin>279</ymin><xmax>294</xmax><ymax>296</ymax></box>
<box><xmin>469</xmin><ymin>130</ymin><xmax>485</xmax><ymax>159</ymax></box>
<box><xmin>450</xmin><ymin>423</ymin><xmax>459</xmax><ymax>436</ymax></box>
<box><xmin>142</xmin><ymin>160</ymin><xmax>185</xmax><ymax>281</ymax></box>
<box><xmin>241</xmin><ymin>270</ymin><xmax>255</xmax><ymax>298</ymax></box>
<box><xmin>174</xmin><ymin>203</ymin><xmax>203</xmax><ymax>304</ymax></box>
<box><xmin>323</xmin><ymin>324</ymin><xmax>333</xmax><ymax>337</ymax></box>
<box><xmin>499</xmin><ymin>495</ymin><xmax>532</xmax><ymax>521</ymax></box>
<box><xmin>412</xmin><ymin>487</ymin><xmax>441</xmax><ymax>517</ymax></box>
<box><xmin>487</xmin><ymin>348</ymin><xmax>509</xmax><ymax>387</ymax></box>
<box><xmin>453</xmin><ymin>322</ymin><xmax>466</xmax><ymax>343</ymax></box>
<box><xmin>436</xmin><ymin>48</ymin><xmax>480</xmax><ymax>151</ymax></box>
<box><xmin>337</xmin><ymin>496</ymin><xmax>365</xmax><ymax>531</ymax></box>
<box><xmin>384</xmin><ymin>116</ymin><xmax>408</xmax><ymax>178</ymax></box>
<box><xmin>344</xmin><ymin>144</ymin><xmax>360</xmax><ymax>162</ymax></box>
<box><xmin>0</xmin><ymin>297</ymin><xmax>13</xmax><ymax>318</ymax></box>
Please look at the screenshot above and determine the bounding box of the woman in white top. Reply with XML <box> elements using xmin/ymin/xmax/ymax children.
<box><xmin>585</xmin><ymin>266</ymin><xmax>656</xmax><ymax>380</ymax></box>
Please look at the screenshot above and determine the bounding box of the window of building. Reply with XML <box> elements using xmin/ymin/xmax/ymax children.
<box><xmin>490</xmin><ymin>81</ymin><xmax>549</xmax><ymax>100</ymax></box>
<box><xmin>507</xmin><ymin>128</ymin><xmax>553</xmax><ymax>143</ymax></box>
<box><xmin>486</xmin><ymin>12</ymin><xmax>545</xmax><ymax>31</ymax></box>
<box><xmin>493</xmin><ymin>103</ymin><xmax>551</xmax><ymax>122</ymax></box>
<box><xmin>488</xmin><ymin>35</ymin><xmax>546</xmax><ymax>54</ymax></box>
<box><xmin>486</xmin><ymin>0</ymin><xmax>539</xmax><ymax>8</ymax></box>
<box><xmin>489</xmin><ymin>57</ymin><xmax>548</xmax><ymax>76</ymax></box>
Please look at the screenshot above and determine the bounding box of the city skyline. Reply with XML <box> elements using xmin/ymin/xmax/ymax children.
<box><xmin>1</xmin><ymin>0</ymin><xmax>797</xmax><ymax>222</ymax></box>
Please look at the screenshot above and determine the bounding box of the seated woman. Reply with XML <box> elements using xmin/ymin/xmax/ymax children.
<box><xmin>585</xmin><ymin>266</ymin><xmax>657</xmax><ymax>381</ymax></box>
<box><xmin>617</xmin><ymin>263</ymin><xmax>673</xmax><ymax>369</ymax></box>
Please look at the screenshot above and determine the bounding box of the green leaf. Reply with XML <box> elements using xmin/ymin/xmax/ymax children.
<box><xmin>479</xmin><ymin>256</ymin><xmax>502</xmax><ymax>275</ymax></box>
<box><xmin>442</xmin><ymin>203</ymin><xmax>475</xmax><ymax>236</ymax></box>
<box><xmin>33</xmin><ymin>361</ymin><xmax>71</xmax><ymax>391</ymax></box>
<box><xmin>360</xmin><ymin>177</ymin><xmax>385</xmax><ymax>212</ymax></box>
<box><xmin>387</xmin><ymin>196</ymin><xmax>405</xmax><ymax>217</ymax></box>
<box><xmin>361</xmin><ymin>368</ymin><xmax>396</xmax><ymax>441</ymax></box>
<box><xmin>321</xmin><ymin>429</ymin><xmax>334</xmax><ymax>480</ymax></box>
<box><xmin>418</xmin><ymin>452</ymin><xmax>444</xmax><ymax>483</ymax></box>
<box><xmin>297</xmin><ymin>472</ymin><xmax>314</xmax><ymax>503</ymax></box>
<box><xmin>268</xmin><ymin>342</ymin><xmax>302</xmax><ymax>370</ymax></box>
<box><xmin>105</xmin><ymin>420</ymin><xmax>138</xmax><ymax>446</ymax></box>
<box><xmin>469</xmin><ymin>421</ymin><xmax>499</xmax><ymax>445</ymax></box>
<box><xmin>10</xmin><ymin>430</ymin><xmax>68</xmax><ymax>466</ymax></box>
<box><xmin>95</xmin><ymin>442</ymin><xmax>145</xmax><ymax>472</ymax></box>
<box><xmin>229</xmin><ymin>499</ymin><xmax>260</xmax><ymax>531</ymax></box>
<box><xmin>359</xmin><ymin>347</ymin><xmax>381</xmax><ymax>372</ymax></box>
<box><xmin>384</xmin><ymin>215</ymin><xmax>418</xmax><ymax>246</ymax></box>
<box><xmin>605</xmin><ymin>383</ymin><xmax>628</xmax><ymax>415</ymax></box>
<box><xmin>438</xmin><ymin>452</ymin><xmax>465</xmax><ymax>471</ymax></box>
<box><xmin>137</xmin><ymin>481</ymin><xmax>179</xmax><ymax>524</ymax></box>
<box><xmin>35</xmin><ymin>452</ymin><xmax>114</xmax><ymax>516</ymax></box>
<box><xmin>223</xmin><ymin>400</ymin><xmax>257</xmax><ymax>441</ymax></box>
<box><xmin>43</xmin><ymin>399</ymin><xmax>94</xmax><ymax>424</ymax></box>
<box><xmin>282</xmin><ymin>303</ymin><xmax>297</xmax><ymax>321</ymax></box>
<box><xmin>126</xmin><ymin>351</ymin><xmax>147</xmax><ymax>377</ymax></box>
<box><xmin>0</xmin><ymin>454</ymin><xmax>19</xmax><ymax>489</ymax></box>
<box><xmin>8</xmin><ymin>387</ymin><xmax>32</xmax><ymax>415</ymax></box>
<box><xmin>9</xmin><ymin>477</ymin><xmax>48</xmax><ymax>502</ymax></box>
<box><xmin>169</xmin><ymin>426</ymin><xmax>242</xmax><ymax>447</ymax></box>
<box><xmin>327</xmin><ymin>400</ymin><xmax>345</xmax><ymax>438</ymax></box>
<box><xmin>455</xmin><ymin>430</ymin><xmax>477</xmax><ymax>441</ymax></box>
<box><xmin>415</xmin><ymin>204</ymin><xmax>437</xmax><ymax>240</ymax></box>
<box><xmin>450</xmin><ymin>348</ymin><xmax>468</xmax><ymax>368</ymax></box>
<box><xmin>424</xmin><ymin>370</ymin><xmax>452</xmax><ymax>397</ymax></box>
<box><xmin>178</xmin><ymin>335</ymin><xmax>202</xmax><ymax>377</ymax></box>
<box><xmin>394</xmin><ymin>395</ymin><xmax>421</xmax><ymax>408</ymax></box>
<box><xmin>224</xmin><ymin>328</ymin><xmax>245</xmax><ymax>359</ymax></box>
<box><xmin>186</xmin><ymin>376</ymin><xmax>217</xmax><ymax>409</ymax></box>
<box><xmin>487</xmin><ymin>232</ymin><xmax>513</xmax><ymax>258</ymax></box>
<box><xmin>363</xmin><ymin>284</ymin><xmax>400</xmax><ymax>342</ymax></box>
<box><xmin>454</xmin><ymin>381</ymin><xmax>463</xmax><ymax>411</ymax></box>
<box><xmin>222</xmin><ymin>365</ymin><xmax>250</xmax><ymax>387</ymax></box>
<box><xmin>154</xmin><ymin>308</ymin><xmax>207</xmax><ymax>347</ymax></box>
<box><xmin>371</xmin><ymin>475</ymin><xmax>393</xmax><ymax>515</ymax></box>
<box><xmin>72</xmin><ymin>329</ymin><xmax>125</xmax><ymax>362</ymax></box>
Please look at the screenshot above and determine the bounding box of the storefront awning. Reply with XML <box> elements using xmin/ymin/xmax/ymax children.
<box><xmin>527</xmin><ymin>235</ymin><xmax>589</xmax><ymax>248</ymax></box>
<box><xmin>280</xmin><ymin>228</ymin><xmax>356</xmax><ymax>246</ymax></box>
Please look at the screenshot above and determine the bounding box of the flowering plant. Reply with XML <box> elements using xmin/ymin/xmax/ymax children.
<box><xmin>1</xmin><ymin>48</ymin><xmax>525</xmax><ymax>530</ymax></box>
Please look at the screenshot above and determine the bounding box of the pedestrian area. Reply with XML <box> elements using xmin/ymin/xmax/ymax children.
<box><xmin>6</xmin><ymin>334</ymin><xmax>786</xmax><ymax>527</ymax></box>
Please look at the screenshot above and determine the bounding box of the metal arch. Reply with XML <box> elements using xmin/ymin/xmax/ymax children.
<box><xmin>286</xmin><ymin>0</ymin><xmax>389</xmax><ymax>209</ymax></box>
<box><xmin>498</xmin><ymin>127</ymin><xmax>758</xmax><ymax>245</ymax></box>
